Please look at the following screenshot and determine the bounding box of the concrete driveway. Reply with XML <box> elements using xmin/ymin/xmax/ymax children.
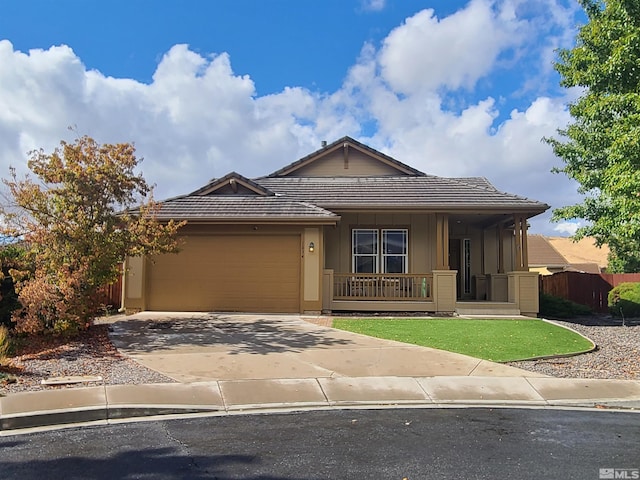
<box><xmin>108</xmin><ymin>312</ymin><xmax>536</xmax><ymax>383</ymax></box>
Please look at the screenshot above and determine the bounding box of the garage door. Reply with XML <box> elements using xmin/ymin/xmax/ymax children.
<box><xmin>146</xmin><ymin>235</ymin><xmax>301</xmax><ymax>312</ymax></box>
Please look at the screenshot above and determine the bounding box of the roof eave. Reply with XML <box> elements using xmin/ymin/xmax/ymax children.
<box><xmin>155</xmin><ymin>217</ymin><xmax>340</xmax><ymax>225</ymax></box>
<box><xmin>318</xmin><ymin>205</ymin><xmax>549</xmax><ymax>215</ymax></box>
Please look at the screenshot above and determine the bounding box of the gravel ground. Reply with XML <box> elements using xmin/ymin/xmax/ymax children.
<box><xmin>0</xmin><ymin>321</ymin><xmax>174</xmax><ymax>396</ymax></box>
<box><xmin>1</xmin><ymin>315</ymin><xmax>639</xmax><ymax>396</ymax></box>
<box><xmin>506</xmin><ymin>316</ymin><xmax>640</xmax><ymax>379</ymax></box>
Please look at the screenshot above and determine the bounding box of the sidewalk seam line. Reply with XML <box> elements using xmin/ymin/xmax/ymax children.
<box><xmin>217</xmin><ymin>381</ymin><xmax>230</xmax><ymax>413</ymax></box>
<box><xmin>468</xmin><ymin>360</ymin><xmax>483</xmax><ymax>376</ymax></box>
<box><xmin>103</xmin><ymin>384</ymin><xmax>110</xmax><ymax>421</ymax></box>
<box><xmin>413</xmin><ymin>377</ymin><xmax>434</xmax><ymax>403</ymax></box>
<box><xmin>315</xmin><ymin>378</ymin><xmax>330</xmax><ymax>405</ymax></box>
<box><xmin>524</xmin><ymin>377</ymin><xmax>549</xmax><ymax>405</ymax></box>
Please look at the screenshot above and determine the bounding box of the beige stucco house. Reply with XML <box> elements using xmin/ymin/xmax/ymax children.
<box><xmin>124</xmin><ymin>137</ymin><xmax>548</xmax><ymax>316</ymax></box>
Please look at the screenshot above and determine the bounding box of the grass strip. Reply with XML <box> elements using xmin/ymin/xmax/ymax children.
<box><xmin>332</xmin><ymin>318</ymin><xmax>594</xmax><ymax>362</ymax></box>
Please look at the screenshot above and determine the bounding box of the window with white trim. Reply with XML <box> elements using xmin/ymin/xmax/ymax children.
<box><xmin>352</xmin><ymin>229</ymin><xmax>378</xmax><ymax>273</ymax></box>
<box><xmin>352</xmin><ymin>228</ymin><xmax>408</xmax><ymax>273</ymax></box>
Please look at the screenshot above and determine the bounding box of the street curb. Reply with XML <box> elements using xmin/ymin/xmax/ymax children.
<box><xmin>2</xmin><ymin>377</ymin><xmax>640</xmax><ymax>435</ymax></box>
<box><xmin>2</xmin><ymin>400</ymin><xmax>639</xmax><ymax>437</ymax></box>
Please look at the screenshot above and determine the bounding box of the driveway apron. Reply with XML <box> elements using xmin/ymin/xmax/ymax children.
<box><xmin>108</xmin><ymin>312</ymin><xmax>536</xmax><ymax>383</ymax></box>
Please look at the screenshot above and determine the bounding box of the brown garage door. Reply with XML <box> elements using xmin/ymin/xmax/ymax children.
<box><xmin>146</xmin><ymin>234</ymin><xmax>301</xmax><ymax>312</ymax></box>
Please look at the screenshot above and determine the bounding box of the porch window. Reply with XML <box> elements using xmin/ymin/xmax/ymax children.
<box><xmin>352</xmin><ymin>229</ymin><xmax>378</xmax><ymax>273</ymax></box>
<box><xmin>352</xmin><ymin>228</ymin><xmax>408</xmax><ymax>273</ymax></box>
<box><xmin>382</xmin><ymin>229</ymin><xmax>408</xmax><ymax>273</ymax></box>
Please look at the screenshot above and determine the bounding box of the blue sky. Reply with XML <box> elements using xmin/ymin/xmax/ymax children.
<box><xmin>0</xmin><ymin>0</ymin><xmax>586</xmax><ymax>235</ymax></box>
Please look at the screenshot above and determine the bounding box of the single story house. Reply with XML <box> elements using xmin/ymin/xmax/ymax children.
<box><xmin>528</xmin><ymin>234</ymin><xmax>609</xmax><ymax>275</ymax></box>
<box><xmin>123</xmin><ymin>137</ymin><xmax>548</xmax><ymax>316</ymax></box>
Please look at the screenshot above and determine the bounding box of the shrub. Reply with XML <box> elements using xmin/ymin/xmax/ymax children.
<box><xmin>0</xmin><ymin>136</ymin><xmax>184</xmax><ymax>332</ymax></box>
<box><xmin>0</xmin><ymin>244</ymin><xmax>30</xmax><ymax>329</ymax></box>
<box><xmin>608</xmin><ymin>282</ymin><xmax>640</xmax><ymax>318</ymax></box>
<box><xmin>0</xmin><ymin>325</ymin><xmax>9</xmax><ymax>364</ymax></box>
<box><xmin>11</xmin><ymin>267</ymin><xmax>90</xmax><ymax>334</ymax></box>
<box><xmin>539</xmin><ymin>292</ymin><xmax>592</xmax><ymax>319</ymax></box>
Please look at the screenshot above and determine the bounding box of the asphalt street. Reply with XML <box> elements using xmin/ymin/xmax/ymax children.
<box><xmin>1</xmin><ymin>408</ymin><xmax>639</xmax><ymax>479</ymax></box>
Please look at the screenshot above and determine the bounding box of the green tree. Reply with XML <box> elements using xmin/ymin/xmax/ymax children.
<box><xmin>1</xmin><ymin>135</ymin><xmax>185</xmax><ymax>333</ymax></box>
<box><xmin>546</xmin><ymin>0</ymin><xmax>640</xmax><ymax>272</ymax></box>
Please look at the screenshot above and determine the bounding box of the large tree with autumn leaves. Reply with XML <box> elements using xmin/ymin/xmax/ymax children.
<box><xmin>1</xmin><ymin>135</ymin><xmax>184</xmax><ymax>333</ymax></box>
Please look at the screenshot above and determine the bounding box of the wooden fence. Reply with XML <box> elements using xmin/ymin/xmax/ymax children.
<box><xmin>539</xmin><ymin>271</ymin><xmax>640</xmax><ymax>312</ymax></box>
<box><xmin>94</xmin><ymin>271</ymin><xmax>123</xmax><ymax>312</ymax></box>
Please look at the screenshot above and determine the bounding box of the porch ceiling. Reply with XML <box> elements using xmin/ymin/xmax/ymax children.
<box><xmin>450</xmin><ymin>213</ymin><xmax>520</xmax><ymax>229</ymax></box>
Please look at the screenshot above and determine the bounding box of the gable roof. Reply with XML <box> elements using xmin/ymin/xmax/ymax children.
<box><xmin>190</xmin><ymin>171</ymin><xmax>274</xmax><ymax>196</ymax></box>
<box><xmin>255</xmin><ymin>175</ymin><xmax>549</xmax><ymax>214</ymax></box>
<box><xmin>154</xmin><ymin>195</ymin><xmax>339</xmax><ymax>224</ymax></box>
<box><xmin>154</xmin><ymin>172</ymin><xmax>337</xmax><ymax>224</ymax></box>
<box><xmin>528</xmin><ymin>234</ymin><xmax>568</xmax><ymax>267</ymax></box>
<box><xmin>153</xmin><ymin>137</ymin><xmax>549</xmax><ymax>222</ymax></box>
<box><xmin>267</xmin><ymin>136</ymin><xmax>426</xmax><ymax>178</ymax></box>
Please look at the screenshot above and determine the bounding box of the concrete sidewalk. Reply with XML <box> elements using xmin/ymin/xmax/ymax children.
<box><xmin>2</xmin><ymin>376</ymin><xmax>640</xmax><ymax>433</ymax></box>
<box><xmin>2</xmin><ymin>313</ymin><xmax>640</xmax><ymax>434</ymax></box>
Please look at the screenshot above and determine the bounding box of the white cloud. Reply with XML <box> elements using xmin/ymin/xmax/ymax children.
<box><xmin>379</xmin><ymin>1</ymin><xmax>525</xmax><ymax>94</ymax></box>
<box><xmin>553</xmin><ymin>221</ymin><xmax>582</xmax><ymax>236</ymax></box>
<box><xmin>0</xmin><ymin>1</ymin><xmax>584</xmax><ymax>236</ymax></box>
<box><xmin>0</xmin><ymin>41</ymin><xmax>328</xmax><ymax>198</ymax></box>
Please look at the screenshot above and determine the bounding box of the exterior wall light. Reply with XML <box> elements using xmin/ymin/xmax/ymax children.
<box><xmin>308</xmin><ymin>242</ymin><xmax>315</xmax><ymax>253</ymax></box>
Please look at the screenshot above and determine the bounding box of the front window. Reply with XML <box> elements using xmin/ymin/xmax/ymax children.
<box><xmin>352</xmin><ymin>228</ymin><xmax>408</xmax><ymax>273</ymax></box>
<box><xmin>352</xmin><ymin>229</ymin><xmax>378</xmax><ymax>273</ymax></box>
<box><xmin>382</xmin><ymin>229</ymin><xmax>408</xmax><ymax>273</ymax></box>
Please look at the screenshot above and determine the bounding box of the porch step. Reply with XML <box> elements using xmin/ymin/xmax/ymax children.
<box><xmin>455</xmin><ymin>302</ymin><xmax>521</xmax><ymax>316</ymax></box>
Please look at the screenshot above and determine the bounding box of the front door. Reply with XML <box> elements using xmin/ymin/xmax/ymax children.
<box><xmin>449</xmin><ymin>238</ymin><xmax>472</xmax><ymax>299</ymax></box>
<box><xmin>449</xmin><ymin>239</ymin><xmax>461</xmax><ymax>299</ymax></box>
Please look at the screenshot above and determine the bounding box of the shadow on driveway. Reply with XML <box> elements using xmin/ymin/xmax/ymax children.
<box><xmin>109</xmin><ymin>313</ymin><xmax>354</xmax><ymax>356</ymax></box>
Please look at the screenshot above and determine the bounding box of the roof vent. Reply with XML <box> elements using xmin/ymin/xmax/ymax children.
<box><xmin>321</xmin><ymin>140</ymin><xmax>327</xmax><ymax>147</ymax></box>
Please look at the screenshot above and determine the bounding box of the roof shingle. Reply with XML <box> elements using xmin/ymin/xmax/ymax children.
<box><xmin>255</xmin><ymin>175</ymin><xmax>548</xmax><ymax>212</ymax></box>
<box><xmin>155</xmin><ymin>195</ymin><xmax>339</xmax><ymax>222</ymax></box>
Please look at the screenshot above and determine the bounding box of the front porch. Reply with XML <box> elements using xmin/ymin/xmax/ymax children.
<box><xmin>322</xmin><ymin>270</ymin><xmax>539</xmax><ymax>316</ymax></box>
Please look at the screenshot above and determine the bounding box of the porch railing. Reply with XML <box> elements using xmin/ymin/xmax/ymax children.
<box><xmin>333</xmin><ymin>273</ymin><xmax>433</xmax><ymax>301</ymax></box>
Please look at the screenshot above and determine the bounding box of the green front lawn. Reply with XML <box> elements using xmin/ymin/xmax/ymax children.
<box><xmin>332</xmin><ymin>318</ymin><xmax>594</xmax><ymax>362</ymax></box>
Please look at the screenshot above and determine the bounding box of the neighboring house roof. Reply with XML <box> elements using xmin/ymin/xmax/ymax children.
<box><xmin>547</xmin><ymin>236</ymin><xmax>609</xmax><ymax>269</ymax></box>
<box><xmin>528</xmin><ymin>234</ymin><xmax>609</xmax><ymax>274</ymax></box>
<box><xmin>528</xmin><ymin>234</ymin><xmax>568</xmax><ymax>268</ymax></box>
<box><xmin>564</xmin><ymin>263</ymin><xmax>603</xmax><ymax>274</ymax></box>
